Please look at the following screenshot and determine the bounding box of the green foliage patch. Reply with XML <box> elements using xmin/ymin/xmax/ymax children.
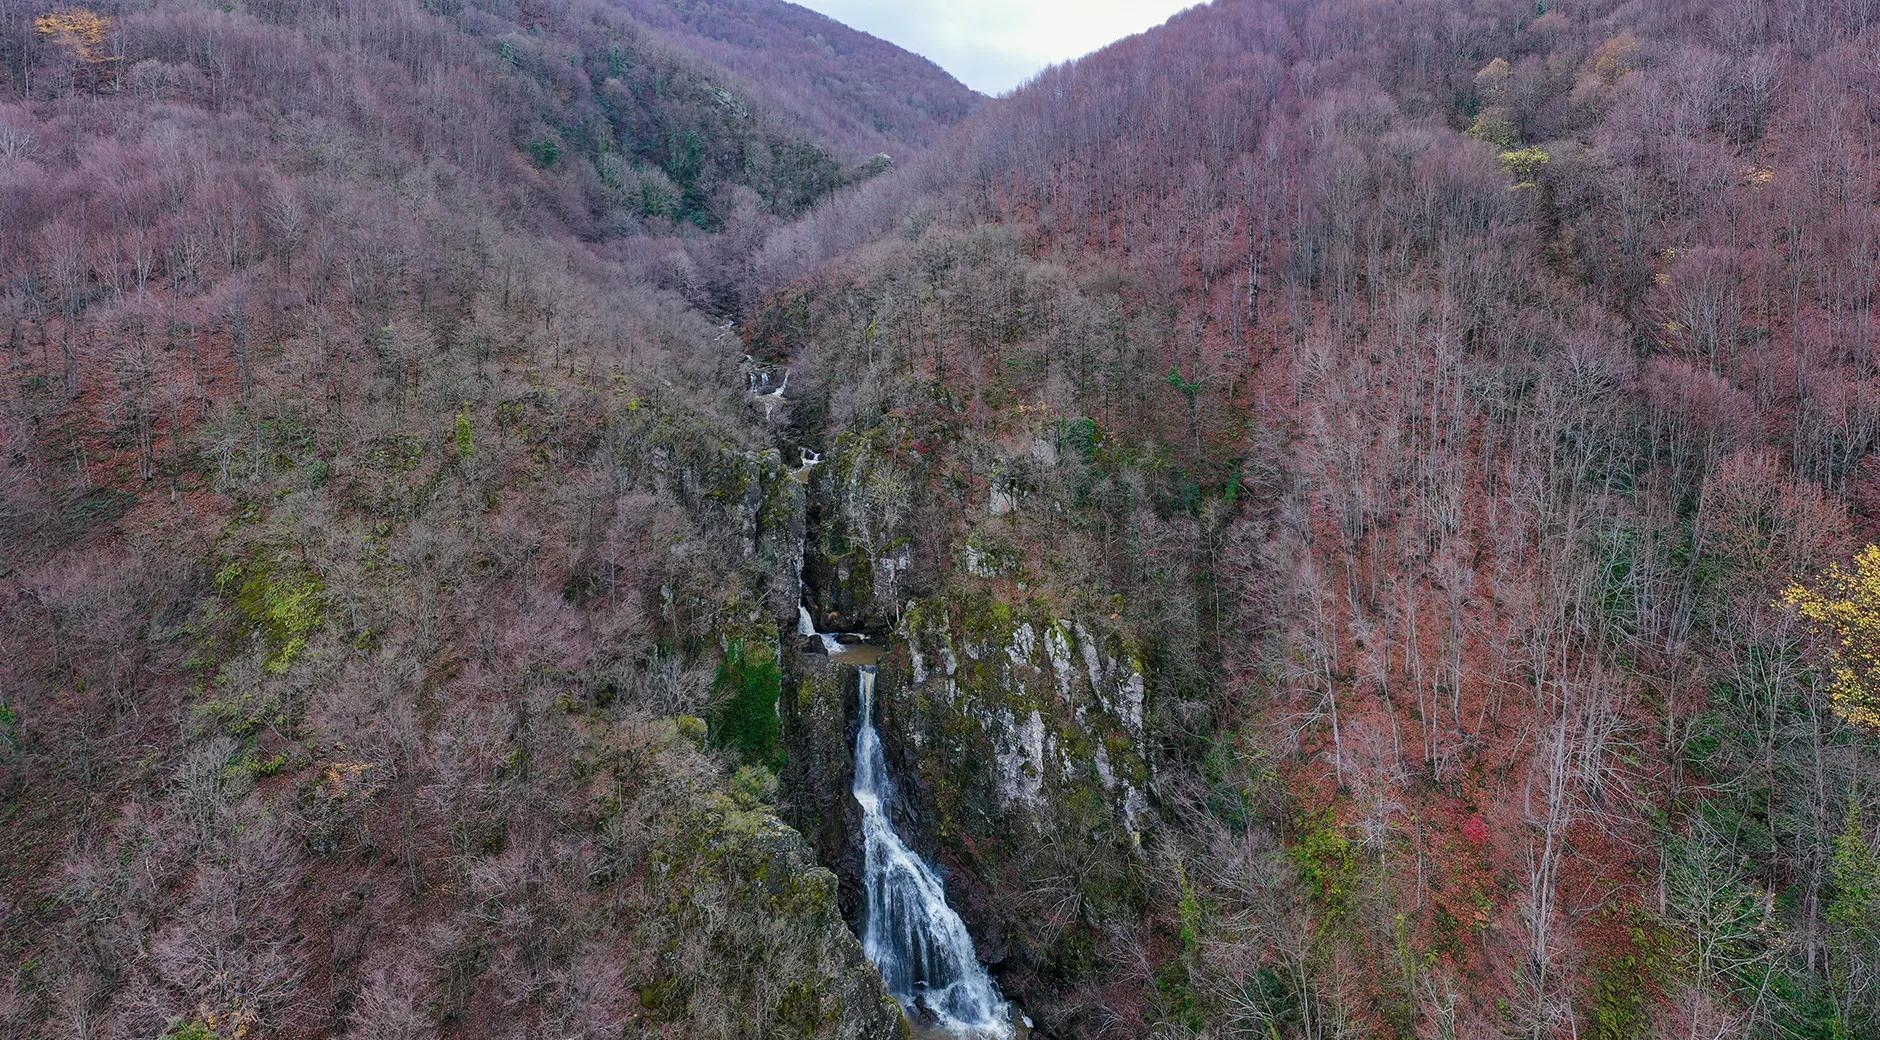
<box><xmin>1585</xmin><ymin>927</ymin><xmax>1672</xmax><ymax>1040</ymax></box>
<box><xmin>1499</xmin><ymin>146</ymin><xmax>1551</xmax><ymax>186</ymax></box>
<box><xmin>1290</xmin><ymin>807</ymin><xmax>1356</xmax><ymax>917</ymax></box>
<box><xmin>527</xmin><ymin>134</ymin><xmax>561</xmax><ymax>168</ymax></box>
<box><xmin>711</xmin><ymin>639</ymin><xmax>783</xmax><ymax>769</ymax></box>
<box><xmin>159</xmin><ymin>1019</ymin><xmax>216</xmax><ymax>1040</ymax></box>
<box><xmin>454</xmin><ymin>403</ymin><xmax>476</xmax><ymax>459</ymax></box>
<box><xmin>216</xmin><ymin>554</ymin><xmax>325</xmax><ymax>675</ymax></box>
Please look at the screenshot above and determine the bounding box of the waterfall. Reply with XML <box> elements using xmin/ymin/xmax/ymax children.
<box><xmin>853</xmin><ymin>667</ymin><xmax>1011</xmax><ymax>1037</ymax></box>
<box><xmin>798</xmin><ymin>604</ymin><xmax>847</xmax><ymax>655</ymax></box>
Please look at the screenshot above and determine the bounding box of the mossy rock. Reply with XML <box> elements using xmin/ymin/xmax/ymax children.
<box><xmin>215</xmin><ymin>552</ymin><xmax>325</xmax><ymax>675</ymax></box>
<box><xmin>640</xmin><ymin>766</ymin><xmax>904</xmax><ymax>1040</ymax></box>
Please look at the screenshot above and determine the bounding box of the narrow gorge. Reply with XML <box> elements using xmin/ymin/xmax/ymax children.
<box><xmin>741</xmin><ymin>346</ymin><xmax>1154</xmax><ymax>1037</ymax></box>
<box><xmin>851</xmin><ymin>664</ymin><xmax>1013</xmax><ymax>1037</ymax></box>
<box><xmin>748</xmin><ymin>350</ymin><xmax>1016</xmax><ymax>1036</ymax></box>
<box><xmin>12</xmin><ymin>1</ymin><xmax>1880</xmax><ymax>1038</ymax></box>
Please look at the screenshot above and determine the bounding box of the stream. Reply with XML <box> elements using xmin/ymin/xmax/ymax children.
<box><xmin>797</xmin><ymin>588</ymin><xmax>1013</xmax><ymax>1036</ymax></box>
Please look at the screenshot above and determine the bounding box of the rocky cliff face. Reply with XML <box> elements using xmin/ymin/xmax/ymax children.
<box><xmin>899</xmin><ymin>599</ymin><xmax>1150</xmax><ymax>848</ymax></box>
<box><xmin>775</xmin><ymin>427</ymin><xmax>1158</xmax><ymax>1035</ymax></box>
<box><xmin>803</xmin><ymin>428</ymin><xmax>920</xmax><ymax>632</ymax></box>
<box><xmin>891</xmin><ymin>598</ymin><xmax>1153</xmax><ymax>1026</ymax></box>
<box><xmin>641</xmin><ymin>718</ymin><xmax>908</xmax><ymax>1040</ymax></box>
<box><xmin>779</xmin><ymin>656</ymin><xmax>869</xmax><ymax>906</ymax></box>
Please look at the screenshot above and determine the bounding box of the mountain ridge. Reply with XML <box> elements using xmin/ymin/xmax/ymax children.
<box><xmin>615</xmin><ymin>0</ymin><xmax>983</xmax><ymax>156</ymax></box>
<box><xmin>751</xmin><ymin>0</ymin><xmax>1880</xmax><ymax>1035</ymax></box>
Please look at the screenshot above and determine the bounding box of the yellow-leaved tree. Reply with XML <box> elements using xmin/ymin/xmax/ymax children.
<box><xmin>34</xmin><ymin>8</ymin><xmax>119</xmax><ymax>90</ymax></box>
<box><xmin>34</xmin><ymin>9</ymin><xmax>110</xmax><ymax>59</ymax></box>
<box><xmin>1783</xmin><ymin>545</ymin><xmax>1880</xmax><ymax>731</ymax></box>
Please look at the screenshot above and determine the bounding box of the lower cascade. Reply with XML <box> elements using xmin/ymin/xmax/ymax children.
<box><xmin>852</xmin><ymin>666</ymin><xmax>1012</xmax><ymax>1037</ymax></box>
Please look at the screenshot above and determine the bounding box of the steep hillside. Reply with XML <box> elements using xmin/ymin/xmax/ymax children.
<box><xmin>616</xmin><ymin>0</ymin><xmax>982</xmax><ymax>156</ymax></box>
<box><xmin>752</xmin><ymin>0</ymin><xmax>1880</xmax><ymax>1037</ymax></box>
<box><xmin>5</xmin><ymin>1</ymin><xmax>1880</xmax><ymax>1040</ymax></box>
<box><xmin>0</xmin><ymin>1</ymin><xmax>947</xmax><ymax>1038</ymax></box>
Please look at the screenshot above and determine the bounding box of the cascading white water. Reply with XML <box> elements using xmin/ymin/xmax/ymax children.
<box><xmin>852</xmin><ymin>667</ymin><xmax>1011</xmax><ymax>1037</ymax></box>
<box><xmin>797</xmin><ymin>603</ymin><xmax>847</xmax><ymax>655</ymax></box>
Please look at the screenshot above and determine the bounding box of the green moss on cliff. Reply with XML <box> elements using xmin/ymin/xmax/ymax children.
<box><xmin>638</xmin><ymin>748</ymin><xmax>905</xmax><ymax>1040</ymax></box>
<box><xmin>712</xmin><ymin>639</ymin><xmax>784</xmax><ymax>769</ymax></box>
<box><xmin>886</xmin><ymin>589</ymin><xmax>1157</xmax><ymax>1012</ymax></box>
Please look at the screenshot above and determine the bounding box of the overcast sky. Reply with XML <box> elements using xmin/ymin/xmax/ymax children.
<box><xmin>795</xmin><ymin>0</ymin><xmax>1202</xmax><ymax>95</ymax></box>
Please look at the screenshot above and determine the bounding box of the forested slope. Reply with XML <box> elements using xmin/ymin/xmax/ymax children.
<box><xmin>0</xmin><ymin>2</ymin><xmax>967</xmax><ymax>1038</ymax></box>
<box><xmin>5</xmin><ymin>1</ymin><xmax>1880</xmax><ymax>1039</ymax></box>
<box><xmin>749</xmin><ymin>0</ymin><xmax>1880</xmax><ymax>1036</ymax></box>
<box><xmin>614</xmin><ymin>0</ymin><xmax>982</xmax><ymax>156</ymax></box>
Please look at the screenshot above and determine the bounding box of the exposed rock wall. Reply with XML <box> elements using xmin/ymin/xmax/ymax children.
<box><xmin>898</xmin><ymin>596</ymin><xmax>1151</xmax><ymax>848</ymax></box>
<box><xmin>773</xmin><ymin>414</ymin><xmax>1163</xmax><ymax>1034</ymax></box>
<box><xmin>642</xmin><ymin>721</ymin><xmax>908</xmax><ymax>1040</ymax></box>
<box><xmin>804</xmin><ymin>429</ymin><xmax>919</xmax><ymax>630</ymax></box>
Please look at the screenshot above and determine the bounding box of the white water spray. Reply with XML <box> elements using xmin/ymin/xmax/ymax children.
<box><xmin>793</xmin><ymin>594</ymin><xmax>846</xmax><ymax>654</ymax></box>
<box><xmin>853</xmin><ymin>667</ymin><xmax>1011</xmax><ymax>1037</ymax></box>
<box><xmin>748</xmin><ymin>367</ymin><xmax>789</xmax><ymax>399</ymax></box>
<box><xmin>745</xmin><ymin>361</ymin><xmax>790</xmax><ymax>415</ymax></box>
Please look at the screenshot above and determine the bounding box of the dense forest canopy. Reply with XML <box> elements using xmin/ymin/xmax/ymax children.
<box><xmin>3</xmin><ymin>1</ymin><xmax>1879</xmax><ymax>1040</ymax></box>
